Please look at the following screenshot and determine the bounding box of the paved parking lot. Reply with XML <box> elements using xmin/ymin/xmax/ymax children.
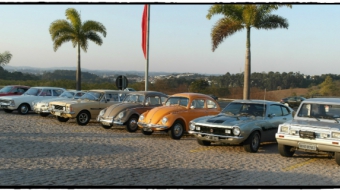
<box><xmin>0</xmin><ymin>108</ymin><xmax>340</xmax><ymax>186</ymax></box>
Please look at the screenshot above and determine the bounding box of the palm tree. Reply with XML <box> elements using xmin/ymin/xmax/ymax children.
<box><xmin>49</xmin><ymin>8</ymin><xmax>107</xmax><ymax>90</ymax></box>
<box><xmin>207</xmin><ymin>4</ymin><xmax>291</xmax><ymax>99</ymax></box>
<box><xmin>0</xmin><ymin>51</ymin><xmax>13</xmax><ymax>67</ymax></box>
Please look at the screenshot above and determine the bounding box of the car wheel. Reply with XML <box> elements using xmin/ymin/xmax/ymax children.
<box><xmin>18</xmin><ymin>103</ymin><xmax>30</xmax><ymax>115</ymax></box>
<box><xmin>125</xmin><ymin>116</ymin><xmax>139</xmax><ymax>132</ymax></box>
<box><xmin>57</xmin><ymin>116</ymin><xmax>69</xmax><ymax>122</ymax></box>
<box><xmin>243</xmin><ymin>131</ymin><xmax>260</xmax><ymax>153</ymax></box>
<box><xmin>335</xmin><ymin>152</ymin><xmax>340</xmax><ymax>166</ymax></box>
<box><xmin>39</xmin><ymin>113</ymin><xmax>50</xmax><ymax>117</ymax></box>
<box><xmin>142</xmin><ymin>130</ymin><xmax>153</xmax><ymax>135</ymax></box>
<box><xmin>4</xmin><ymin>109</ymin><xmax>13</xmax><ymax>113</ymax></box>
<box><xmin>168</xmin><ymin>121</ymin><xmax>184</xmax><ymax>140</ymax></box>
<box><xmin>197</xmin><ymin>139</ymin><xmax>211</xmax><ymax>146</ymax></box>
<box><xmin>101</xmin><ymin>124</ymin><xmax>112</xmax><ymax>129</ymax></box>
<box><xmin>278</xmin><ymin>144</ymin><xmax>295</xmax><ymax>157</ymax></box>
<box><xmin>76</xmin><ymin>111</ymin><xmax>91</xmax><ymax>126</ymax></box>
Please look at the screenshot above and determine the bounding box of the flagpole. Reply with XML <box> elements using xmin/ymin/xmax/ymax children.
<box><xmin>145</xmin><ymin>4</ymin><xmax>150</xmax><ymax>91</ymax></box>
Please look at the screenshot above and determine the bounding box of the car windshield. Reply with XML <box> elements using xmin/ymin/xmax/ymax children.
<box><xmin>221</xmin><ymin>102</ymin><xmax>266</xmax><ymax>117</ymax></box>
<box><xmin>0</xmin><ymin>86</ymin><xmax>12</xmax><ymax>93</ymax></box>
<box><xmin>123</xmin><ymin>94</ymin><xmax>145</xmax><ymax>103</ymax></box>
<box><xmin>80</xmin><ymin>91</ymin><xmax>103</xmax><ymax>101</ymax></box>
<box><xmin>23</xmin><ymin>88</ymin><xmax>42</xmax><ymax>96</ymax></box>
<box><xmin>165</xmin><ymin>97</ymin><xmax>189</xmax><ymax>107</ymax></box>
<box><xmin>59</xmin><ymin>91</ymin><xmax>75</xmax><ymax>98</ymax></box>
<box><xmin>297</xmin><ymin>103</ymin><xmax>340</xmax><ymax>121</ymax></box>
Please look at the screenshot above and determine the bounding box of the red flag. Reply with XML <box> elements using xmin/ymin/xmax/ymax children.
<box><xmin>141</xmin><ymin>4</ymin><xmax>148</xmax><ymax>59</ymax></box>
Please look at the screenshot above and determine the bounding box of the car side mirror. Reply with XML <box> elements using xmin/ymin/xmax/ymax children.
<box><xmin>145</xmin><ymin>102</ymin><xmax>149</xmax><ymax>106</ymax></box>
<box><xmin>190</xmin><ymin>106</ymin><xmax>195</xmax><ymax>109</ymax></box>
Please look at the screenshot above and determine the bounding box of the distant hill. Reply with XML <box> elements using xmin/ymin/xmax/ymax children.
<box><xmin>3</xmin><ymin>65</ymin><xmax>221</xmax><ymax>77</ymax></box>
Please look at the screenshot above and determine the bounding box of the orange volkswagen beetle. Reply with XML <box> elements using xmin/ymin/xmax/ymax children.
<box><xmin>137</xmin><ymin>93</ymin><xmax>221</xmax><ymax>140</ymax></box>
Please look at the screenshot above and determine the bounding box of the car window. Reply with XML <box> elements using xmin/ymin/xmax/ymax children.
<box><xmin>74</xmin><ymin>92</ymin><xmax>85</xmax><ymax>99</ymax></box>
<box><xmin>269</xmin><ymin>105</ymin><xmax>283</xmax><ymax>116</ymax></box>
<box><xmin>40</xmin><ymin>89</ymin><xmax>52</xmax><ymax>96</ymax></box>
<box><xmin>221</xmin><ymin>103</ymin><xmax>266</xmax><ymax>116</ymax></box>
<box><xmin>297</xmin><ymin>103</ymin><xmax>340</xmax><ymax>119</ymax></box>
<box><xmin>207</xmin><ymin>99</ymin><xmax>217</xmax><ymax>109</ymax></box>
<box><xmin>161</xmin><ymin>96</ymin><xmax>167</xmax><ymax>104</ymax></box>
<box><xmin>53</xmin><ymin>89</ymin><xmax>64</xmax><ymax>96</ymax></box>
<box><xmin>17</xmin><ymin>88</ymin><xmax>26</xmax><ymax>93</ymax></box>
<box><xmin>165</xmin><ymin>97</ymin><xmax>189</xmax><ymax>107</ymax></box>
<box><xmin>146</xmin><ymin>96</ymin><xmax>161</xmax><ymax>106</ymax></box>
<box><xmin>0</xmin><ymin>86</ymin><xmax>12</xmax><ymax>93</ymax></box>
<box><xmin>60</xmin><ymin>91</ymin><xmax>74</xmax><ymax>98</ymax></box>
<box><xmin>282</xmin><ymin>106</ymin><xmax>290</xmax><ymax>116</ymax></box>
<box><xmin>191</xmin><ymin>99</ymin><xmax>205</xmax><ymax>109</ymax></box>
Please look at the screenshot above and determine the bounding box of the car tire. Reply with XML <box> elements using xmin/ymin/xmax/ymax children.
<box><xmin>57</xmin><ymin>116</ymin><xmax>69</xmax><ymax>122</ymax></box>
<box><xmin>168</xmin><ymin>120</ymin><xmax>184</xmax><ymax>140</ymax></box>
<box><xmin>4</xmin><ymin>109</ymin><xmax>13</xmax><ymax>113</ymax></box>
<box><xmin>125</xmin><ymin>116</ymin><xmax>139</xmax><ymax>132</ymax></box>
<box><xmin>18</xmin><ymin>103</ymin><xmax>30</xmax><ymax>115</ymax></box>
<box><xmin>76</xmin><ymin>111</ymin><xmax>91</xmax><ymax>126</ymax></box>
<box><xmin>197</xmin><ymin>139</ymin><xmax>211</xmax><ymax>146</ymax></box>
<box><xmin>335</xmin><ymin>152</ymin><xmax>340</xmax><ymax>166</ymax></box>
<box><xmin>278</xmin><ymin>144</ymin><xmax>295</xmax><ymax>157</ymax></box>
<box><xmin>142</xmin><ymin>130</ymin><xmax>153</xmax><ymax>135</ymax></box>
<box><xmin>101</xmin><ymin>124</ymin><xmax>112</xmax><ymax>129</ymax></box>
<box><xmin>243</xmin><ymin>131</ymin><xmax>260</xmax><ymax>153</ymax></box>
<box><xmin>39</xmin><ymin>113</ymin><xmax>50</xmax><ymax>117</ymax></box>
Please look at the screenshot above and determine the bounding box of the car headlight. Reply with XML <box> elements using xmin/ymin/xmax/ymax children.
<box><xmin>9</xmin><ymin>100</ymin><xmax>15</xmax><ymax>106</ymax></box>
<box><xmin>233</xmin><ymin>127</ymin><xmax>240</xmax><ymax>136</ymax></box>
<box><xmin>332</xmin><ymin>132</ymin><xmax>340</xmax><ymax>139</ymax></box>
<box><xmin>66</xmin><ymin>106</ymin><xmax>71</xmax><ymax>112</ymax></box>
<box><xmin>162</xmin><ymin>117</ymin><xmax>168</xmax><ymax>125</ymax></box>
<box><xmin>139</xmin><ymin>114</ymin><xmax>144</xmax><ymax>121</ymax></box>
<box><xmin>280</xmin><ymin>126</ymin><xmax>289</xmax><ymax>133</ymax></box>
<box><xmin>99</xmin><ymin>109</ymin><xmax>106</xmax><ymax>116</ymax></box>
<box><xmin>118</xmin><ymin>111</ymin><xmax>125</xmax><ymax>119</ymax></box>
<box><xmin>189</xmin><ymin>122</ymin><xmax>195</xmax><ymax>130</ymax></box>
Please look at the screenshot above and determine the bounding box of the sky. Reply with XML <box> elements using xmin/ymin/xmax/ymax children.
<box><xmin>1</xmin><ymin>3</ymin><xmax>340</xmax><ymax>76</ymax></box>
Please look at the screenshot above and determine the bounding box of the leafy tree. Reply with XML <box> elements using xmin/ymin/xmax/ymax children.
<box><xmin>319</xmin><ymin>76</ymin><xmax>338</xmax><ymax>96</ymax></box>
<box><xmin>0</xmin><ymin>51</ymin><xmax>12</xmax><ymax>67</ymax></box>
<box><xmin>49</xmin><ymin>8</ymin><xmax>107</xmax><ymax>91</ymax></box>
<box><xmin>206</xmin><ymin>4</ymin><xmax>291</xmax><ymax>99</ymax></box>
<box><xmin>189</xmin><ymin>79</ymin><xmax>210</xmax><ymax>93</ymax></box>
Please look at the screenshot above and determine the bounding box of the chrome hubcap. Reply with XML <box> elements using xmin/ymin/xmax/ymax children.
<box><xmin>174</xmin><ymin>123</ymin><xmax>183</xmax><ymax>136</ymax></box>
<box><xmin>252</xmin><ymin>134</ymin><xmax>259</xmax><ymax>149</ymax></box>
<box><xmin>79</xmin><ymin>113</ymin><xmax>88</xmax><ymax>123</ymax></box>
<box><xmin>21</xmin><ymin>105</ymin><xmax>28</xmax><ymax>113</ymax></box>
<box><xmin>129</xmin><ymin>119</ymin><xmax>137</xmax><ymax>130</ymax></box>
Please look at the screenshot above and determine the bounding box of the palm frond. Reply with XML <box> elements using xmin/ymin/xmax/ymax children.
<box><xmin>82</xmin><ymin>20</ymin><xmax>107</xmax><ymax>37</ymax></box>
<box><xmin>65</xmin><ymin>8</ymin><xmax>82</xmax><ymax>31</ymax></box>
<box><xmin>207</xmin><ymin>4</ymin><xmax>243</xmax><ymax>21</ymax></box>
<box><xmin>53</xmin><ymin>36</ymin><xmax>73</xmax><ymax>51</ymax></box>
<box><xmin>86</xmin><ymin>32</ymin><xmax>103</xmax><ymax>46</ymax></box>
<box><xmin>0</xmin><ymin>51</ymin><xmax>13</xmax><ymax>66</ymax></box>
<box><xmin>211</xmin><ymin>18</ymin><xmax>244</xmax><ymax>52</ymax></box>
<box><xmin>49</xmin><ymin>20</ymin><xmax>75</xmax><ymax>40</ymax></box>
<box><xmin>255</xmin><ymin>14</ymin><xmax>289</xmax><ymax>29</ymax></box>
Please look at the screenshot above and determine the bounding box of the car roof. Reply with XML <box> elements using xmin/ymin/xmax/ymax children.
<box><xmin>88</xmin><ymin>89</ymin><xmax>127</xmax><ymax>93</ymax></box>
<box><xmin>231</xmin><ymin>99</ymin><xmax>281</xmax><ymax>105</ymax></box>
<box><xmin>302</xmin><ymin>98</ymin><xmax>340</xmax><ymax>104</ymax></box>
<box><xmin>170</xmin><ymin>93</ymin><xmax>214</xmax><ymax>100</ymax></box>
<box><xmin>128</xmin><ymin>91</ymin><xmax>167</xmax><ymax>96</ymax></box>
<box><xmin>4</xmin><ymin>85</ymin><xmax>30</xmax><ymax>88</ymax></box>
<box><xmin>30</xmin><ymin>86</ymin><xmax>65</xmax><ymax>89</ymax></box>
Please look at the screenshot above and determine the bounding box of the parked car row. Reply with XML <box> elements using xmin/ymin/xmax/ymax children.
<box><xmin>1</xmin><ymin>85</ymin><xmax>340</xmax><ymax>165</ymax></box>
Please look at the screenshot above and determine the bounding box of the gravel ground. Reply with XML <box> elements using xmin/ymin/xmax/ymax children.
<box><xmin>0</xmin><ymin>109</ymin><xmax>340</xmax><ymax>187</ymax></box>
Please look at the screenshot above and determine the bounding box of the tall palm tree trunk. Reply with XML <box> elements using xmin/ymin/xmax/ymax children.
<box><xmin>76</xmin><ymin>44</ymin><xmax>81</xmax><ymax>91</ymax></box>
<box><xmin>243</xmin><ymin>27</ymin><xmax>251</xmax><ymax>100</ymax></box>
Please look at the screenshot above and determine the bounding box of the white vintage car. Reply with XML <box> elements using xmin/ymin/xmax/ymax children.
<box><xmin>0</xmin><ymin>86</ymin><xmax>66</xmax><ymax>115</ymax></box>
<box><xmin>32</xmin><ymin>90</ymin><xmax>86</xmax><ymax>117</ymax></box>
<box><xmin>276</xmin><ymin>98</ymin><xmax>340</xmax><ymax>165</ymax></box>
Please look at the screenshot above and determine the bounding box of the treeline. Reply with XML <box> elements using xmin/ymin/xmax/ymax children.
<box><xmin>1</xmin><ymin>67</ymin><xmax>339</xmax><ymax>98</ymax></box>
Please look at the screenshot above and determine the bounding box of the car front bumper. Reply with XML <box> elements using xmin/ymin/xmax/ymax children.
<box><xmin>189</xmin><ymin>131</ymin><xmax>245</xmax><ymax>144</ymax></box>
<box><xmin>137</xmin><ymin>122</ymin><xmax>169</xmax><ymax>131</ymax></box>
<box><xmin>276</xmin><ymin>133</ymin><xmax>340</xmax><ymax>153</ymax></box>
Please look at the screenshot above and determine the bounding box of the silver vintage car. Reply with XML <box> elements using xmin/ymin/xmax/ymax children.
<box><xmin>189</xmin><ymin>100</ymin><xmax>294</xmax><ymax>153</ymax></box>
<box><xmin>276</xmin><ymin>98</ymin><xmax>340</xmax><ymax>165</ymax></box>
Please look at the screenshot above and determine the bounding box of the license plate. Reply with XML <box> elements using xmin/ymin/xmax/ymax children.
<box><xmin>298</xmin><ymin>142</ymin><xmax>316</xmax><ymax>151</ymax></box>
<box><xmin>54</xmin><ymin>112</ymin><xmax>61</xmax><ymax>116</ymax></box>
<box><xmin>143</xmin><ymin>128</ymin><xmax>152</xmax><ymax>132</ymax></box>
<box><xmin>102</xmin><ymin>122</ymin><xmax>111</xmax><ymax>126</ymax></box>
<box><xmin>205</xmin><ymin>135</ymin><xmax>219</xmax><ymax>141</ymax></box>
